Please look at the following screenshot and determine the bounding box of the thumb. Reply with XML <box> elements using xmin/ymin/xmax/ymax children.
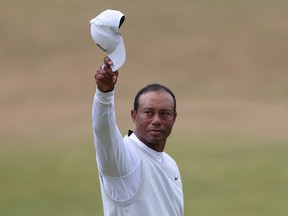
<box><xmin>112</xmin><ymin>71</ymin><xmax>119</xmax><ymax>83</ymax></box>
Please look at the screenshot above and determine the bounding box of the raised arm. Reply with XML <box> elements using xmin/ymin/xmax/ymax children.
<box><xmin>92</xmin><ymin>57</ymin><xmax>139</xmax><ymax>178</ymax></box>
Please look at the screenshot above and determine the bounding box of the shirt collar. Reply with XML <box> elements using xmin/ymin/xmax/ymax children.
<box><xmin>130</xmin><ymin>133</ymin><xmax>164</xmax><ymax>163</ymax></box>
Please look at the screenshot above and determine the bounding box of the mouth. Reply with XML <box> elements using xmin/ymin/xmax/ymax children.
<box><xmin>147</xmin><ymin>129</ymin><xmax>163</xmax><ymax>136</ymax></box>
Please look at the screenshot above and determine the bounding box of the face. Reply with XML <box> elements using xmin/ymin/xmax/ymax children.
<box><xmin>131</xmin><ymin>90</ymin><xmax>177</xmax><ymax>152</ymax></box>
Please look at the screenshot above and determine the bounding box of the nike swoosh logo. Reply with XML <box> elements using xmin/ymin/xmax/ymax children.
<box><xmin>174</xmin><ymin>177</ymin><xmax>178</xmax><ymax>181</ymax></box>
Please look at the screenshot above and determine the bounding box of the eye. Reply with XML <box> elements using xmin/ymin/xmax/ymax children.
<box><xmin>161</xmin><ymin>111</ymin><xmax>172</xmax><ymax>116</ymax></box>
<box><xmin>144</xmin><ymin>110</ymin><xmax>152</xmax><ymax>115</ymax></box>
<box><xmin>160</xmin><ymin>111</ymin><xmax>173</xmax><ymax>119</ymax></box>
<box><xmin>143</xmin><ymin>110</ymin><xmax>154</xmax><ymax>117</ymax></box>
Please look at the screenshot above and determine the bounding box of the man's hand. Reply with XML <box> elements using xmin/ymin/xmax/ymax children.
<box><xmin>95</xmin><ymin>57</ymin><xmax>119</xmax><ymax>92</ymax></box>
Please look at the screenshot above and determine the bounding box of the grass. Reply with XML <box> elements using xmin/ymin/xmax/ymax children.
<box><xmin>1</xmin><ymin>0</ymin><xmax>288</xmax><ymax>215</ymax></box>
<box><xmin>0</xmin><ymin>137</ymin><xmax>101</xmax><ymax>216</ymax></box>
<box><xmin>171</xmin><ymin>137</ymin><xmax>288</xmax><ymax>216</ymax></box>
<box><xmin>1</xmin><ymin>136</ymin><xmax>287</xmax><ymax>215</ymax></box>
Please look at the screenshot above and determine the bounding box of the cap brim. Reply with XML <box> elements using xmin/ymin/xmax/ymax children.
<box><xmin>108</xmin><ymin>36</ymin><xmax>126</xmax><ymax>72</ymax></box>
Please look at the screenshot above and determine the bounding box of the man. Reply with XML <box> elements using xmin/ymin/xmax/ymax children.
<box><xmin>92</xmin><ymin>57</ymin><xmax>184</xmax><ymax>216</ymax></box>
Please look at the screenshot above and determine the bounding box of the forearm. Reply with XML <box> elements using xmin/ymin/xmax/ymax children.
<box><xmin>92</xmin><ymin>89</ymin><xmax>120</xmax><ymax>175</ymax></box>
<box><xmin>92</xmin><ymin>89</ymin><xmax>139</xmax><ymax>177</ymax></box>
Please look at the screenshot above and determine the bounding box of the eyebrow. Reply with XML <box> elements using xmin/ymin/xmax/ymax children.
<box><xmin>142</xmin><ymin>107</ymin><xmax>173</xmax><ymax>112</ymax></box>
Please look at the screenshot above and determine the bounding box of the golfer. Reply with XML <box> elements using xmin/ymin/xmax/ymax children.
<box><xmin>92</xmin><ymin>57</ymin><xmax>184</xmax><ymax>216</ymax></box>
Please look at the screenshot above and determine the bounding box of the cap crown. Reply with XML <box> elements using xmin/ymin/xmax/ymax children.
<box><xmin>90</xmin><ymin>9</ymin><xmax>124</xmax><ymax>53</ymax></box>
<box><xmin>90</xmin><ymin>9</ymin><xmax>126</xmax><ymax>72</ymax></box>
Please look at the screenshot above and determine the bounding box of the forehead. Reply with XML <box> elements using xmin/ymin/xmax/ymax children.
<box><xmin>138</xmin><ymin>90</ymin><xmax>174</xmax><ymax>109</ymax></box>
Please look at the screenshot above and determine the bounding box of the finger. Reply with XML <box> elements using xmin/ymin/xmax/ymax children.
<box><xmin>100</xmin><ymin>68</ymin><xmax>117</xmax><ymax>85</ymax></box>
<box><xmin>102</xmin><ymin>64</ymin><xmax>115</xmax><ymax>78</ymax></box>
<box><xmin>112</xmin><ymin>71</ymin><xmax>119</xmax><ymax>83</ymax></box>
<box><xmin>100</xmin><ymin>62</ymin><xmax>114</xmax><ymax>76</ymax></box>
<box><xmin>95</xmin><ymin>69</ymin><xmax>111</xmax><ymax>83</ymax></box>
<box><xmin>104</xmin><ymin>56</ymin><xmax>113</xmax><ymax>66</ymax></box>
<box><xmin>113</xmin><ymin>71</ymin><xmax>119</xmax><ymax>76</ymax></box>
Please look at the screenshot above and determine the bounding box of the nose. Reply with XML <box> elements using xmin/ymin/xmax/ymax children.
<box><xmin>152</xmin><ymin>113</ymin><xmax>161</xmax><ymax>126</ymax></box>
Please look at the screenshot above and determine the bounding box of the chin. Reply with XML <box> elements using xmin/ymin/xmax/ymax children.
<box><xmin>147</xmin><ymin>137</ymin><xmax>164</xmax><ymax>145</ymax></box>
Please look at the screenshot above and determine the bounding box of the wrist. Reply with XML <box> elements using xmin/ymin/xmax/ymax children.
<box><xmin>95</xmin><ymin>88</ymin><xmax>114</xmax><ymax>104</ymax></box>
<box><xmin>97</xmin><ymin>86</ymin><xmax>115</xmax><ymax>93</ymax></box>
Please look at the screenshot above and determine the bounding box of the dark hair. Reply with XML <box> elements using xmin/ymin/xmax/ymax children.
<box><xmin>133</xmin><ymin>83</ymin><xmax>176</xmax><ymax>113</ymax></box>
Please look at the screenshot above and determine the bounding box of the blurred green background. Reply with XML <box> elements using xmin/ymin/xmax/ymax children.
<box><xmin>1</xmin><ymin>0</ymin><xmax>288</xmax><ymax>215</ymax></box>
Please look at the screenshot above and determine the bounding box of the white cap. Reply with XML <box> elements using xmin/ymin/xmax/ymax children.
<box><xmin>90</xmin><ymin>9</ymin><xmax>126</xmax><ymax>72</ymax></box>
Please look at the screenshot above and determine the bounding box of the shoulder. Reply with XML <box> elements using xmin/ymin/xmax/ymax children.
<box><xmin>163</xmin><ymin>152</ymin><xmax>179</xmax><ymax>167</ymax></box>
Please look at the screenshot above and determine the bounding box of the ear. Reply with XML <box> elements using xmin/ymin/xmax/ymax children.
<box><xmin>131</xmin><ymin>110</ymin><xmax>137</xmax><ymax>123</ymax></box>
<box><xmin>173</xmin><ymin>112</ymin><xmax>177</xmax><ymax>122</ymax></box>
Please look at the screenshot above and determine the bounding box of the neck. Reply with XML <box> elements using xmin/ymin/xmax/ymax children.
<box><xmin>145</xmin><ymin>142</ymin><xmax>165</xmax><ymax>152</ymax></box>
<box><xmin>134</xmin><ymin>132</ymin><xmax>166</xmax><ymax>152</ymax></box>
